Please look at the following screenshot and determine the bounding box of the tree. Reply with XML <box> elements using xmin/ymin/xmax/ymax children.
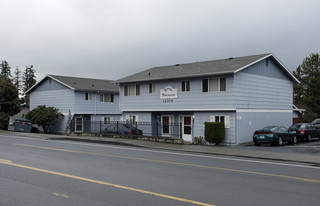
<box><xmin>0</xmin><ymin>60</ymin><xmax>12</xmax><ymax>79</ymax></box>
<box><xmin>0</xmin><ymin>75</ymin><xmax>21</xmax><ymax>129</ymax></box>
<box><xmin>26</xmin><ymin>105</ymin><xmax>63</xmax><ymax>134</ymax></box>
<box><xmin>22</xmin><ymin>65</ymin><xmax>36</xmax><ymax>94</ymax></box>
<box><xmin>13</xmin><ymin>67</ymin><xmax>22</xmax><ymax>95</ymax></box>
<box><xmin>0</xmin><ymin>75</ymin><xmax>21</xmax><ymax>116</ymax></box>
<box><xmin>293</xmin><ymin>53</ymin><xmax>320</xmax><ymax>121</ymax></box>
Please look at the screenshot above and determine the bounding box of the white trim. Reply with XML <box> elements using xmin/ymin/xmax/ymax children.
<box><xmin>121</xmin><ymin>108</ymin><xmax>236</xmax><ymax>112</ymax></box>
<box><xmin>237</xmin><ymin>109</ymin><xmax>292</xmax><ymax>113</ymax></box>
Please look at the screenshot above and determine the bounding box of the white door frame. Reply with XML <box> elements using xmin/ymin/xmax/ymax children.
<box><xmin>179</xmin><ymin>115</ymin><xmax>193</xmax><ymax>142</ymax></box>
<box><xmin>161</xmin><ymin>115</ymin><xmax>174</xmax><ymax>137</ymax></box>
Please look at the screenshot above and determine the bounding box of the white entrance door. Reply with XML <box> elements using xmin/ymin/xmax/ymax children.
<box><xmin>75</xmin><ymin>117</ymin><xmax>83</xmax><ymax>132</ymax></box>
<box><xmin>180</xmin><ymin>115</ymin><xmax>192</xmax><ymax>142</ymax></box>
<box><xmin>161</xmin><ymin>115</ymin><xmax>174</xmax><ymax>137</ymax></box>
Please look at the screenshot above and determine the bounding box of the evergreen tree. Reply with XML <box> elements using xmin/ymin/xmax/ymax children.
<box><xmin>22</xmin><ymin>65</ymin><xmax>36</xmax><ymax>94</ymax></box>
<box><xmin>0</xmin><ymin>60</ymin><xmax>12</xmax><ymax>79</ymax></box>
<box><xmin>13</xmin><ymin>67</ymin><xmax>22</xmax><ymax>95</ymax></box>
<box><xmin>0</xmin><ymin>75</ymin><xmax>21</xmax><ymax>116</ymax></box>
<box><xmin>293</xmin><ymin>53</ymin><xmax>320</xmax><ymax>120</ymax></box>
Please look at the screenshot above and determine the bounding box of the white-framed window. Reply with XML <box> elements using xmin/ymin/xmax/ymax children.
<box><xmin>126</xmin><ymin>115</ymin><xmax>139</xmax><ymax>124</ymax></box>
<box><xmin>124</xmin><ymin>84</ymin><xmax>140</xmax><ymax>96</ymax></box>
<box><xmin>181</xmin><ymin>80</ymin><xmax>190</xmax><ymax>92</ymax></box>
<box><xmin>85</xmin><ymin>93</ymin><xmax>92</xmax><ymax>101</ymax></box>
<box><xmin>149</xmin><ymin>83</ymin><xmax>157</xmax><ymax>94</ymax></box>
<box><xmin>102</xmin><ymin>116</ymin><xmax>113</xmax><ymax>124</ymax></box>
<box><xmin>100</xmin><ymin>94</ymin><xmax>114</xmax><ymax>102</ymax></box>
<box><xmin>210</xmin><ymin>115</ymin><xmax>230</xmax><ymax>129</ymax></box>
<box><xmin>202</xmin><ymin>78</ymin><xmax>226</xmax><ymax>92</ymax></box>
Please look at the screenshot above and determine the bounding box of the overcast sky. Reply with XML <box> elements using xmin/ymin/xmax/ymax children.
<box><xmin>1</xmin><ymin>0</ymin><xmax>319</xmax><ymax>81</ymax></box>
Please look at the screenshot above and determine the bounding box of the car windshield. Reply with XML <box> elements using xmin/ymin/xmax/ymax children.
<box><xmin>262</xmin><ymin>126</ymin><xmax>278</xmax><ymax>131</ymax></box>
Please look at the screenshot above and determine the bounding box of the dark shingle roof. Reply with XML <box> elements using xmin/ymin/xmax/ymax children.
<box><xmin>116</xmin><ymin>53</ymin><xmax>297</xmax><ymax>83</ymax></box>
<box><xmin>27</xmin><ymin>75</ymin><xmax>119</xmax><ymax>94</ymax></box>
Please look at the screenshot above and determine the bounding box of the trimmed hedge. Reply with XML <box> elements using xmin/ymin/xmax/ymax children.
<box><xmin>204</xmin><ymin>122</ymin><xmax>225</xmax><ymax>144</ymax></box>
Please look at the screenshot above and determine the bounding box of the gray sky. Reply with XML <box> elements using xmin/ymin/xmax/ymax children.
<box><xmin>1</xmin><ymin>0</ymin><xmax>319</xmax><ymax>81</ymax></box>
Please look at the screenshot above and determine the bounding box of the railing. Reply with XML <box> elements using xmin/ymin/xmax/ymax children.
<box><xmin>70</xmin><ymin>120</ymin><xmax>182</xmax><ymax>139</ymax></box>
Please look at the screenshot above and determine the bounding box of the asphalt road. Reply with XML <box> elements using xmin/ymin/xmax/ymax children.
<box><xmin>1</xmin><ymin>133</ymin><xmax>320</xmax><ymax>206</ymax></box>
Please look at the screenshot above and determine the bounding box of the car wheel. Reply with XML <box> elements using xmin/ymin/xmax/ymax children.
<box><xmin>254</xmin><ymin>142</ymin><xmax>261</xmax><ymax>146</ymax></box>
<box><xmin>278</xmin><ymin>136</ymin><xmax>283</xmax><ymax>146</ymax></box>
<box><xmin>307</xmin><ymin>134</ymin><xmax>312</xmax><ymax>142</ymax></box>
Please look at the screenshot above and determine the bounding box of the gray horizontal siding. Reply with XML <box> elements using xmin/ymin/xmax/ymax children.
<box><xmin>30</xmin><ymin>89</ymin><xmax>75</xmax><ymax>114</ymax></box>
<box><xmin>194</xmin><ymin>111</ymin><xmax>236</xmax><ymax>144</ymax></box>
<box><xmin>74</xmin><ymin>92</ymin><xmax>120</xmax><ymax>115</ymax></box>
<box><xmin>234</xmin><ymin>72</ymin><xmax>293</xmax><ymax>109</ymax></box>
<box><xmin>236</xmin><ymin>111</ymin><xmax>293</xmax><ymax>143</ymax></box>
<box><xmin>120</xmin><ymin>75</ymin><xmax>235</xmax><ymax>112</ymax></box>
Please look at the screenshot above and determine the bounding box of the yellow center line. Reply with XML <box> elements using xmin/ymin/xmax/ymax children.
<box><xmin>14</xmin><ymin>143</ymin><xmax>320</xmax><ymax>184</ymax></box>
<box><xmin>0</xmin><ymin>159</ymin><xmax>214</xmax><ymax>206</ymax></box>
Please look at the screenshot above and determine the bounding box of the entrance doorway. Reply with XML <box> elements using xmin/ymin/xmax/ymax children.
<box><xmin>75</xmin><ymin>117</ymin><xmax>83</xmax><ymax>132</ymax></box>
<box><xmin>161</xmin><ymin>115</ymin><xmax>174</xmax><ymax>137</ymax></box>
<box><xmin>180</xmin><ymin>115</ymin><xmax>192</xmax><ymax>142</ymax></box>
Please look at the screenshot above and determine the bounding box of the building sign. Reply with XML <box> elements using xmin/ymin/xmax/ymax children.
<box><xmin>160</xmin><ymin>86</ymin><xmax>178</xmax><ymax>99</ymax></box>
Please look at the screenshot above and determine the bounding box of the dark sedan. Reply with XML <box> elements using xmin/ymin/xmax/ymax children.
<box><xmin>253</xmin><ymin>126</ymin><xmax>297</xmax><ymax>146</ymax></box>
<box><xmin>288</xmin><ymin>123</ymin><xmax>320</xmax><ymax>142</ymax></box>
<box><xmin>103</xmin><ymin>123</ymin><xmax>143</xmax><ymax>135</ymax></box>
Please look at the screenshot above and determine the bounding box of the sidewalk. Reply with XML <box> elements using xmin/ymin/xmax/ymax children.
<box><xmin>3</xmin><ymin>131</ymin><xmax>320</xmax><ymax>165</ymax></box>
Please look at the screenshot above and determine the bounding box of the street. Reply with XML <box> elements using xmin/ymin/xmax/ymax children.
<box><xmin>1</xmin><ymin>133</ymin><xmax>320</xmax><ymax>206</ymax></box>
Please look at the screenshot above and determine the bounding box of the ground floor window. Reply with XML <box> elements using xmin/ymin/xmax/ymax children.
<box><xmin>210</xmin><ymin>115</ymin><xmax>230</xmax><ymax>128</ymax></box>
<box><xmin>102</xmin><ymin>116</ymin><xmax>113</xmax><ymax>124</ymax></box>
<box><xmin>126</xmin><ymin>115</ymin><xmax>139</xmax><ymax>124</ymax></box>
<box><xmin>75</xmin><ymin>117</ymin><xmax>83</xmax><ymax>132</ymax></box>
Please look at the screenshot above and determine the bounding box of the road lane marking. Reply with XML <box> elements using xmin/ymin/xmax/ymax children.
<box><xmin>53</xmin><ymin>192</ymin><xmax>69</xmax><ymax>198</ymax></box>
<box><xmin>0</xmin><ymin>160</ymin><xmax>214</xmax><ymax>206</ymax></box>
<box><xmin>0</xmin><ymin>159</ymin><xmax>12</xmax><ymax>163</ymax></box>
<box><xmin>14</xmin><ymin>144</ymin><xmax>320</xmax><ymax>184</ymax></box>
<box><xmin>5</xmin><ymin>135</ymin><xmax>320</xmax><ymax>170</ymax></box>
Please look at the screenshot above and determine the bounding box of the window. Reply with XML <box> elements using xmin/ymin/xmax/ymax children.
<box><xmin>124</xmin><ymin>84</ymin><xmax>140</xmax><ymax>96</ymax></box>
<box><xmin>85</xmin><ymin>93</ymin><xmax>92</xmax><ymax>101</ymax></box>
<box><xmin>181</xmin><ymin>80</ymin><xmax>190</xmax><ymax>92</ymax></box>
<box><xmin>102</xmin><ymin>117</ymin><xmax>113</xmax><ymax>124</ymax></box>
<box><xmin>210</xmin><ymin>115</ymin><xmax>230</xmax><ymax>129</ymax></box>
<box><xmin>126</xmin><ymin>115</ymin><xmax>139</xmax><ymax>124</ymax></box>
<box><xmin>149</xmin><ymin>83</ymin><xmax>156</xmax><ymax>93</ymax></box>
<box><xmin>100</xmin><ymin>94</ymin><xmax>114</xmax><ymax>102</ymax></box>
<box><xmin>202</xmin><ymin>78</ymin><xmax>226</xmax><ymax>92</ymax></box>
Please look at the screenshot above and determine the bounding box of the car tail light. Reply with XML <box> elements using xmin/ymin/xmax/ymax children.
<box><xmin>300</xmin><ymin>129</ymin><xmax>305</xmax><ymax>134</ymax></box>
<box><xmin>128</xmin><ymin>130</ymin><xmax>132</xmax><ymax>134</ymax></box>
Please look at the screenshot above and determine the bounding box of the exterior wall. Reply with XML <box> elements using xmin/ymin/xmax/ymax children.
<box><xmin>235</xmin><ymin>59</ymin><xmax>293</xmax><ymax>110</ymax></box>
<box><xmin>74</xmin><ymin>92</ymin><xmax>120</xmax><ymax>115</ymax></box>
<box><xmin>120</xmin><ymin>74</ymin><xmax>235</xmax><ymax>112</ymax></box>
<box><xmin>236</xmin><ymin>110</ymin><xmax>293</xmax><ymax>143</ymax></box>
<box><xmin>194</xmin><ymin>111</ymin><xmax>236</xmax><ymax>144</ymax></box>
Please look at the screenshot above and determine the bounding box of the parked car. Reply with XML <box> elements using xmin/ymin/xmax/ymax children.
<box><xmin>253</xmin><ymin>126</ymin><xmax>297</xmax><ymax>146</ymax></box>
<box><xmin>311</xmin><ymin>118</ymin><xmax>320</xmax><ymax>128</ymax></box>
<box><xmin>288</xmin><ymin>123</ymin><xmax>320</xmax><ymax>142</ymax></box>
<box><xmin>103</xmin><ymin>123</ymin><xmax>143</xmax><ymax>135</ymax></box>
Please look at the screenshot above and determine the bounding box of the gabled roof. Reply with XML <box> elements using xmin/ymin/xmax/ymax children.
<box><xmin>116</xmin><ymin>53</ymin><xmax>299</xmax><ymax>84</ymax></box>
<box><xmin>26</xmin><ymin>74</ymin><xmax>119</xmax><ymax>94</ymax></box>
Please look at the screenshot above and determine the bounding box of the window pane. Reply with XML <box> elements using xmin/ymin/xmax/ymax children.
<box><xmin>220</xmin><ymin>78</ymin><xmax>226</xmax><ymax>91</ymax></box>
<box><xmin>202</xmin><ymin>79</ymin><xmax>208</xmax><ymax>92</ymax></box>
<box><xmin>136</xmin><ymin>85</ymin><xmax>140</xmax><ymax>96</ymax></box>
<box><xmin>100</xmin><ymin>94</ymin><xmax>104</xmax><ymax>102</ymax></box>
<box><xmin>220</xmin><ymin>116</ymin><xmax>225</xmax><ymax>123</ymax></box>
<box><xmin>111</xmin><ymin>94</ymin><xmax>114</xmax><ymax>102</ymax></box>
<box><xmin>215</xmin><ymin>116</ymin><xmax>220</xmax><ymax>122</ymax></box>
<box><xmin>186</xmin><ymin>81</ymin><xmax>190</xmax><ymax>91</ymax></box>
<box><xmin>129</xmin><ymin>85</ymin><xmax>135</xmax><ymax>96</ymax></box>
<box><xmin>181</xmin><ymin>81</ymin><xmax>185</xmax><ymax>91</ymax></box>
<box><xmin>149</xmin><ymin>84</ymin><xmax>152</xmax><ymax>93</ymax></box>
<box><xmin>124</xmin><ymin>86</ymin><xmax>128</xmax><ymax>96</ymax></box>
<box><xmin>209</xmin><ymin>79</ymin><xmax>218</xmax><ymax>92</ymax></box>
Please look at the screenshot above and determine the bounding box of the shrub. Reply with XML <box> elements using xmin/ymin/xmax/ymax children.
<box><xmin>204</xmin><ymin>122</ymin><xmax>225</xmax><ymax>144</ymax></box>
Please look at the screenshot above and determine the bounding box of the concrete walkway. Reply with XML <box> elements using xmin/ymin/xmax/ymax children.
<box><xmin>2</xmin><ymin>131</ymin><xmax>320</xmax><ymax>165</ymax></box>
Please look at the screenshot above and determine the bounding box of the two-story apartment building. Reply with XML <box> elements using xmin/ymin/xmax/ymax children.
<box><xmin>116</xmin><ymin>53</ymin><xmax>299</xmax><ymax>144</ymax></box>
<box><xmin>27</xmin><ymin>75</ymin><xmax>121</xmax><ymax>133</ymax></box>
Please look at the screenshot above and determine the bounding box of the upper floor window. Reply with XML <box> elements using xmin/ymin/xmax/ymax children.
<box><xmin>100</xmin><ymin>94</ymin><xmax>114</xmax><ymax>102</ymax></box>
<box><xmin>202</xmin><ymin>78</ymin><xmax>226</xmax><ymax>92</ymax></box>
<box><xmin>149</xmin><ymin>83</ymin><xmax>156</xmax><ymax>94</ymax></box>
<box><xmin>181</xmin><ymin>80</ymin><xmax>190</xmax><ymax>92</ymax></box>
<box><xmin>85</xmin><ymin>93</ymin><xmax>92</xmax><ymax>101</ymax></box>
<box><xmin>124</xmin><ymin>84</ymin><xmax>140</xmax><ymax>96</ymax></box>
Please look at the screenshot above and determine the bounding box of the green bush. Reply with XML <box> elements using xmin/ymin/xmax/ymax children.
<box><xmin>204</xmin><ymin>122</ymin><xmax>225</xmax><ymax>144</ymax></box>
